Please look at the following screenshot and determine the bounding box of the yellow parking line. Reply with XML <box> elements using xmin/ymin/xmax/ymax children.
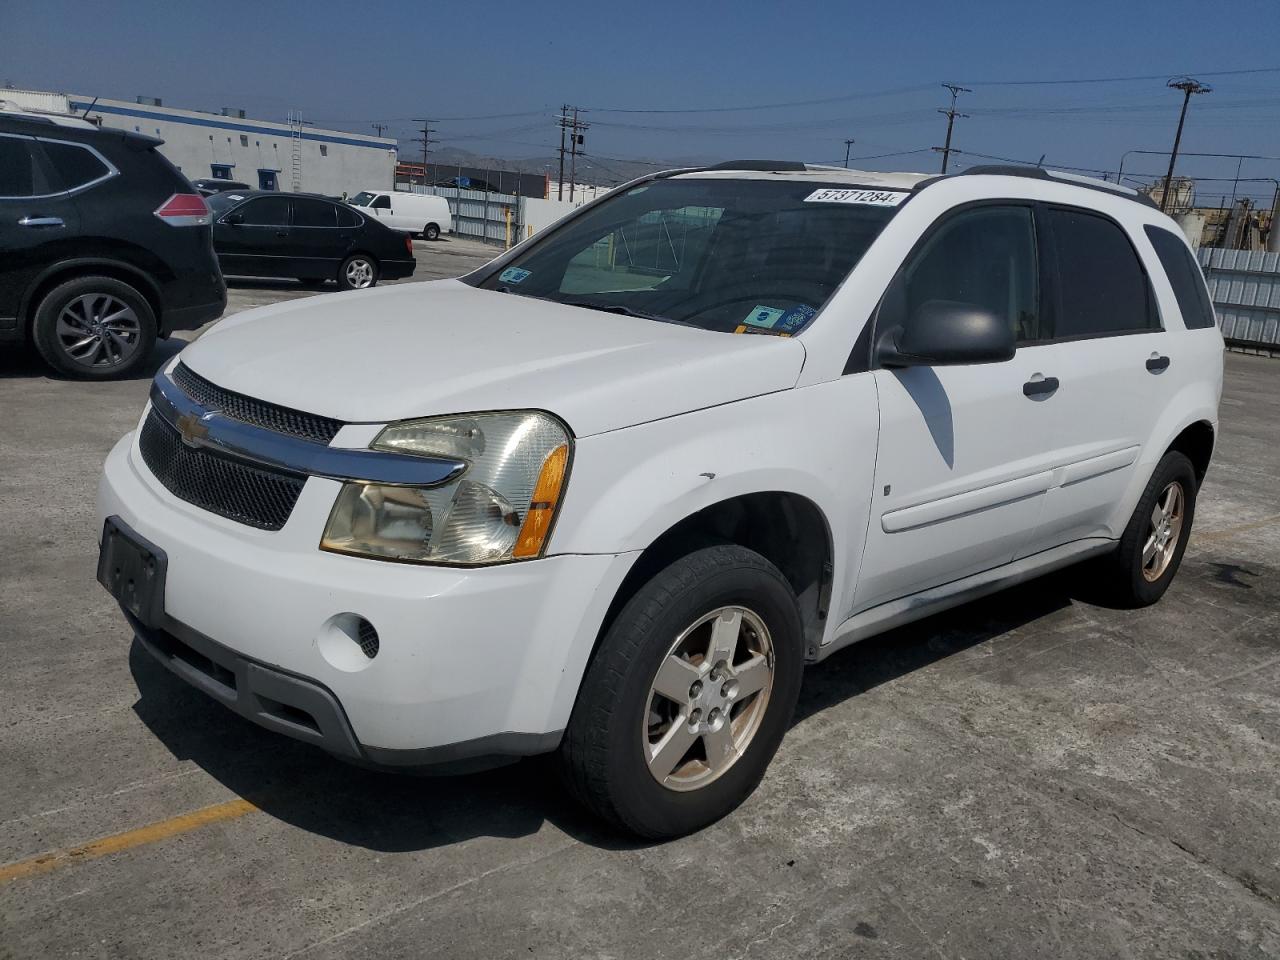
<box><xmin>1197</xmin><ymin>514</ymin><xmax>1280</xmax><ymax>542</ymax></box>
<box><xmin>0</xmin><ymin>798</ymin><xmax>258</xmax><ymax>885</ymax></box>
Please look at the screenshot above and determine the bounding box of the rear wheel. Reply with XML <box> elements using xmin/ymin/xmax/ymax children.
<box><xmin>338</xmin><ymin>254</ymin><xmax>379</xmax><ymax>290</ymax></box>
<box><xmin>422</xmin><ymin>223</ymin><xmax>440</xmax><ymax>241</ymax></box>
<box><xmin>560</xmin><ymin>544</ymin><xmax>804</xmax><ymax>839</ymax></box>
<box><xmin>32</xmin><ymin>276</ymin><xmax>156</xmax><ymax>379</ymax></box>
<box><xmin>1092</xmin><ymin>450</ymin><xmax>1198</xmax><ymax>607</ymax></box>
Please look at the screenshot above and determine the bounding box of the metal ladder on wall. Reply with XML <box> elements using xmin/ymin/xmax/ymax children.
<box><xmin>287</xmin><ymin>110</ymin><xmax>303</xmax><ymax>192</ymax></box>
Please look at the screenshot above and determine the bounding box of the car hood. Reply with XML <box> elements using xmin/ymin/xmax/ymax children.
<box><xmin>180</xmin><ymin>280</ymin><xmax>807</xmax><ymax>437</ymax></box>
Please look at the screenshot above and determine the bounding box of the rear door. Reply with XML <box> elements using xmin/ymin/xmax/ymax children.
<box><xmin>215</xmin><ymin>195</ymin><xmax>293</xmax><ymax>277</ymax></box>
<box><xmin>289</xmin><ymin>197</ymin><xmax>346</xmax><ymax>278</ymax></box>
<box><xmin>1017</xmin><ymin>205</ymin><xmax>1174</xmax><ymax>554</ymax></box>
<box><xmin>855</xmin><ymin>203</ymin><xmax>1057</xmax><ymax>612</ymax></box>
<box><xmin>0</xmin><ymin>133</ymin><xmax>81</xmax><ymax>333</ymax></box>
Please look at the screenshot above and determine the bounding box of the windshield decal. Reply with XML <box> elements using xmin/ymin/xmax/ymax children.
<box><xmin>804</xmin><ymin>187</ymin><xmax>908</xmax><ymax>206</ymax></box>
<box><xmin>741</xmin><ymin>305</ymin><xmax>786</xmax><ymax>329</ymax></box>
<box><xmin>498</xmin><ymin>266</ymin><xmax>532</xmax><ymax>284</ymax></box>
<box><xmin>776</xmin><ymin>304</ymin><xmax>816</xmax><ymax>333</ymax></box>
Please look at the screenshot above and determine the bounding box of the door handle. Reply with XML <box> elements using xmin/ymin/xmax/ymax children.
<box><xmin>1146</xmin><ymin>355</ymin><xmax>1171</xmax><ymax>372</ymax></box>
<box><xmin>1023</xmin><ymin>375</ymin><xmax>1060</xmax><ymax>398</ymax></box>
<box><xmin>18</xmin><ymin>216</ymin><xmax>64</xmax><ymax>228</ymax></box>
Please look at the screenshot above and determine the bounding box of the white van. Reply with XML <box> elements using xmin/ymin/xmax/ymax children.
<box><xmin>347</xmin><ymin>190</ymin><xmax>452</xmax><ymax>240</ymax></box>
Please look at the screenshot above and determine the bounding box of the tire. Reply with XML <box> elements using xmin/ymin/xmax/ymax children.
<box><xmin>560</xmin><ymin>544</ymin><xmax>805</xmax><ymax>839</ymax></box>
<box><xmin>338</xmin><ymin>254</ymin><xmax>379</xmax><ymax>290</ymax></box>
<box><xmin>421</xmin><ymin>223</ymin><xmax>440</xmax><ymax>241</ymax></box>
<box><xmin>32</xmin><ymin>275</ymin><xmax>157</xmax><ymax>380</ymax></box>
<box><xmin>1092</xmin><ymin>450</ymin><xmax>1198</xmax><ymax>607</ymax></box>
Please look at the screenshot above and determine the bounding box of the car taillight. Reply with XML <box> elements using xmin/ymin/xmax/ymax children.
<box><xmin>405</xmin><ymin>235</ymin><xmax>414</xmax><ymax>255</ymax></box>
<box><xmin>154</xmin><ymin>193</ymin><xmax>210</xmax><ymax>227</ymax></box>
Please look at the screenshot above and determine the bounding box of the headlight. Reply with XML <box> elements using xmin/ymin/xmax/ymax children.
<box><xmin>320</xmin><ymin>411</ymin><xmax>571</xmax><ymax>565</ymax></box>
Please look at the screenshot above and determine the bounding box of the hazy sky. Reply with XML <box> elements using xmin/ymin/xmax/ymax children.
<box><xmin>5</xmin><ymin>0</ymin><xmax>1280</xmax><ymax>201</ymax></box>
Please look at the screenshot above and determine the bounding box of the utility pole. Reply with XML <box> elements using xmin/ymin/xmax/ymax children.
<box><xmin>1159</xmin><ymin>77</ymin><xmax>1211</xmax><ymax>213</ymax></box>
<box><xmin>933</xmin><ymin>83</ymin><xmax>971</xmax><ymax>174</ymax></box>
<box><xmin>843</xmin><ymin>139</ymin><xmax>855</xmax><ymax>168</ymax></box>
<box><xmin>412</xmin><ymin>118</ymin><xmax>437</xmax><ymax>188</ymax></box>
<box><xmin>371</xmin><ymin>122</ymin><xmax>388</xmax><ymax>138</ymax></box>
<box><xmin>557</xmin><ymin>106</ymin><xmax>588</xmax><ymax>202</ymax></box>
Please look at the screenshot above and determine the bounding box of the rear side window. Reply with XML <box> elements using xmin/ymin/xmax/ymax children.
<box><xmin>40</xmin><ymin>140</ymin><xmax>110</xmax><ymax>191</ymax></box>
<box><xmin>292</xmin><ymin>197</ymin><xmax>337</xmax><ymax>227</ymax></box>
<box><xmin>1047</xmin><ymin>208</ymin><xmax>1156</xmax><ymax>338</ymax></box>
<box><xmin>1144</xmin><ymin>225</ymin><xmax>1217</xmax><ymax>330</ymax></box>
<box><xmin>0</xmin><ymin>135</ymin><xmax>38</xmax><ymax>196</ymax></box>
<box><xmin>237</xmin><ymin>196</ymin><xmax>291</xmax><ymax>226</ymax></box>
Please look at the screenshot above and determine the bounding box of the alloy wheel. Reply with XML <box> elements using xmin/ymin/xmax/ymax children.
<box><xmin>345</xmin><ymin>258</ymin><xmax>375</xmax><ymax>288</ymax></box>
<box><xmin>643</xmin><ymin>606</ymin><xmax>775</xmax><ymax>792</ymax></box>
<box><xmin>1142</xmin><ymin>480</ymin><xmax>1185</xmax><ymax>582</ymax></box>
<box><xmin>55</xmin><ymin>293</ymin><xmax>141</xmax><ymax>368</ymax></box>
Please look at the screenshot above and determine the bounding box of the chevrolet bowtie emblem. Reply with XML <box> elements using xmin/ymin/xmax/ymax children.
<box><xmin>176</xmin><ymin>411</ymin><xmax>212</xmax><ymax>447</ymax></box>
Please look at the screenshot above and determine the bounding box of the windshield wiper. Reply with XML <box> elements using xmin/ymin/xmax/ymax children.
<box><xmin>558</xmin><ymin>299</ymin><xmax>672</xmax><ymax>323</ymax></box>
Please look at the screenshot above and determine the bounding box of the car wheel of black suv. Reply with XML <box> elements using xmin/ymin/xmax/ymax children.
<box><xmin>422</xmin><ymin>223</ymin><xmax>440</xmax><ymax>241</ymax></box>
<box><xmin>32</xmin><ymin>276</ymin><xmax>157</xmax><ymax>380</ymax></box>
<box><xmin>560</xmin><ymin>544</ymin><xmax>805</xmax><ymax>839</ymax></box>
<box><xmin>339</xmin><ymin>254</ymin><xmax>379</xmax><ymax>290</ymax></box>
<box><xmin>1093</xmin><ymin>450</ymin><xmax>1198</xmax><ymax>608</ymax></box>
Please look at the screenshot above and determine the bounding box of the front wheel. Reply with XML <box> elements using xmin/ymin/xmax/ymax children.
<box><xmin>338</xmin><ymin>254</ymin><xmax>379</xmax><ymax>290</ymax></box>
<box><xmin>560</xmin><ymin>544</ymin><xmax>805</xmax><ymax>839</ymax></box>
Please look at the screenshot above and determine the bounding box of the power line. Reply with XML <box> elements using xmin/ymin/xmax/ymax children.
<box><xmin>957</xmin><ymin>65</ymin><xmax>1280</xmax><ymax>86</ymax></box>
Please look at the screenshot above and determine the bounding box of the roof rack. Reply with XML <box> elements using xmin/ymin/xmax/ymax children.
<box><xmin>655</xmin><ymin>159</ymin><xmax>809</xmax><ymax>179</ymax></box>
<box><xmin>953</xmin><ymin>164</ymin><xmax>1158</xmax><ymax>209</ymax></box>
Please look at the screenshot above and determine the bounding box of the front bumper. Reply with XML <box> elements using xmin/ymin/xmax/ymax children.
<box><xmin>99</xmin><ymin>429</ymin><xmax>636</xmax><ymax>763</ymax></box>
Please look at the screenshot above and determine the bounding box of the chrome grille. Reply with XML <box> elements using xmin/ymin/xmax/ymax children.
<box><xmin>139</xmin><ymin>409</ymin><xmax>305</xmax><ymax>531</ymax></box>
<box><xmin>171</xmin><ymin>362</ymin><xmax>343</xmax><ymax>445</ymax></box>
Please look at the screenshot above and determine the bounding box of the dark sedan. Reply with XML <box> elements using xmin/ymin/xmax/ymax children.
<box><xmin>208</xmin><ymin>191</ymin><xmax>416</xmax><ymax>290</ymax></box>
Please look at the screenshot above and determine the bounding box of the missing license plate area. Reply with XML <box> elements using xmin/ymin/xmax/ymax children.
<box><xmin>96</xmin><ymin>517</ymin><xmax>168</xmax><ymax>629</ymax></box>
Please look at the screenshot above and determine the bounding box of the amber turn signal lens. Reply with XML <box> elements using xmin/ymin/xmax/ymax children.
<box><xmin>512</xmin><ymin>444</ymin><xmax>569</xmax><ymax>558</ymax></box>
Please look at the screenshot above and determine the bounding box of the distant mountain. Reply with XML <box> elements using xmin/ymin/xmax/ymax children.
<box><xmin>407</xmin><ymin>144</ymin><xmax>720</xmax><ymax>187</ymax></box>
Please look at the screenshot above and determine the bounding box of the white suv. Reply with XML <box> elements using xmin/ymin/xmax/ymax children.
<box><xmin>97</xmin><ymin>161</ymin><xmax>1223</xmax><ymax>838</ymax></box>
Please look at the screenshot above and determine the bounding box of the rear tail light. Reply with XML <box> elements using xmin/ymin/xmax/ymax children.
<box><xmin>154</xmin><ymin>193</ymin><xmax>210</xmax><ymax>227</ymax></box>
<box><xmin>405</xmin><ymin>235</ymin><xmax>414</xmax><ymax>255</ymax></box>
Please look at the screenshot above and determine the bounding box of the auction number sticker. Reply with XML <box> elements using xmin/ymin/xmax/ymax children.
<box><xmin>804</xmin><ymin>188</ymin><xmax>908</xmax><ymax>206</ymax></box>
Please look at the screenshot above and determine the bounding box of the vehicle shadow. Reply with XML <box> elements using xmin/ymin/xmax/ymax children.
<box><xmin>0</xmin><ymin>337</ymin><xmax>185</xmax><ymax>381</ymax></box>
<box><xmin>128</xmin><ymin>578</ymin><xmax>1074</xmax><ymax>853</ymax></box>
<box><xmin>223</xmin><ymin>277</ymin><xmax>329</xmax><ymax>291</ymax></box>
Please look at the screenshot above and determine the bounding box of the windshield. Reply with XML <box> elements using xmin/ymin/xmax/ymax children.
<box><xmin>206</xmin><ymin>192</ymin><xmax>248</xmax><ymax>216</ymax></box>
<box><xmin>348</xmin><ymin>191</ymin><xmax>375</xmax><ymax>207</ymax></box>
<box><xmin>475</xmin><ymin>177</ymin><xmax>902</xmax><ymax>335</ymax></box>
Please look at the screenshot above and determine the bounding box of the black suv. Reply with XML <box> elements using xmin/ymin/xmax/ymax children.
<box><xmin>0</xmin><ymin>114</ymin><xmax>226</xmax><ymax>379</ymax></box>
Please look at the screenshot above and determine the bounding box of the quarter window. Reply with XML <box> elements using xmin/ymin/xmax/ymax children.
<box><xmin>236</xmin><ymin>196</ymin><xmax>291</xmax><ymax>226</ymax></box>
<box><xmin>1144</xmin><ymin>225</ymin><xmax>1217</xmax><ymax>330</ymax></box>
<box><xmin>292</xmin><ymin>197</ymin><xmax>337</xmax><ymax>227</ymax></box>
<box><xmin>336</xmin><ymin>204</ymin><xmax>362</xmax><ymax>228</ymax></box>
<box><xmin>0</xmin><ymin>136</ymin><xmax>38</xmax><ymax>196</ymax></box>
<box><xmin>40</xmin><ymin>141</ymin><xmax>110</xmax><ymax>191</ymax></box>
<box><xmin>1046</xmin><ymin>208</ymin><xmax>1156</xmax><ymax>337</ymax></box>
<box><xmin>897</xmin><ymin>205</ymin><xmax>1041</xmax><ymax>342</ymax></box>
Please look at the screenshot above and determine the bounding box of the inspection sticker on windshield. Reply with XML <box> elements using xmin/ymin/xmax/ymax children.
<box><xmin>804</xmin><ymin>188</ymin><xmax>908</xmax><ymax>206</ymax></box>
<box><xmin>498</xmin><ymin>266</ymin><xmax>532</xmax><ymax>284</ymax></box>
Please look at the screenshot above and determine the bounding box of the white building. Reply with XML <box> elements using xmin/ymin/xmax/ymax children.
<box><xmin>1</xmin><ymin>88</ymin><xmax>396</xmax><ymax>196</ymax></box>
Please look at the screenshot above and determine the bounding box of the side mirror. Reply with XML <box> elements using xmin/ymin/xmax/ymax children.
<box><xmin>878</xmin><ymin>300</ymin><xmax>1015</xmax><ymax>367</ymax></box>
<box><xmin>222</xmin><ymin>213</ymin><xmax>243</xmax><ymax>225</ymax></box>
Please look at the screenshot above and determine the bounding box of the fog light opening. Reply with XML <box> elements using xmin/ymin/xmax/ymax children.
<box><xmin>317</xmin><ymin>613</ymin><xmax>380</xmax><ymax>673</ymax></box>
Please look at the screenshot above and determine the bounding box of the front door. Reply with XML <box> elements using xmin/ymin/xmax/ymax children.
<box><xmin>854</xmin><ymin>204</ymin><xmax>1056</xmax><ymax>613</ymax></box>
<box><xmin>215</xmin><ymin>194</ymin><xmax>292</xmax><ymax>277</ymax></box>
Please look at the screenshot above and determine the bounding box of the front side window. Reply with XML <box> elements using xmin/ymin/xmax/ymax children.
<box><xmin>237</xmin><ymin>196</ymin><xmax>291</xmax><ymax>226</ymax></box>
<box><xmin>896</xmin><ymin>205</ymin><xmax>1041</xmax><ymax>342</ymax></box>
<box><xmin>1047</xmin><ymin>208</ymin><xmax>1156</xmax><ymax>338</ymax></box>
<box><xmin>40</xmin><ymin>141</ymin><xmax>110</xmax><ymax>191</ymax></box>
<box><xmin>0</xmin><ymin>135</ymin><xmax>38</xmax><ymax>197</ymax></box>
<box><xmin>476</xmin><ymin>177</ymin><xmax>899</xmax><ymax>334</ymax></box>
<box><xmin>1144</xmin><ymin>225</ymin><xmax>1217</xmax><ymax>330</ymax></box>
<box><xmin>292</xmin><ymin>197</ymin><xmax>337</xmax><ymax>227</ymax></box>
<box><xmin>370</xmin><ymin>194</ymin><xmax>391</xmax><ymax>210</ymax></box>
